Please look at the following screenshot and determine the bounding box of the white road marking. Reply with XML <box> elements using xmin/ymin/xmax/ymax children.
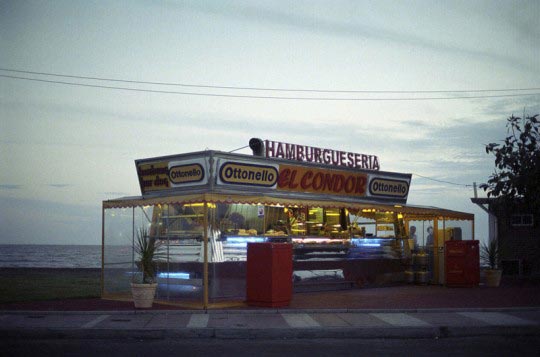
<box><xmin>282</xmin><ymin>313</ymin><xmax>321</xmax><ymax>328</ymax></box>
<box><xmin>81</xmin><ymin>315</ymin><xmax>110</xmax><ymax>328</ymax></box>
<box><xmin>187</xmin><ymin>314</ymin><xmax>209</xmax><ymax>328</ymax></box>
<box><xmin>371</xmin><ymin>313</ymin><xmax>431</xmax><ymax>327</ymax></box>
<box><xmin>458</xmin><ymin>312</ymin><xmax>536</xmax><ymax>326</ymax></box>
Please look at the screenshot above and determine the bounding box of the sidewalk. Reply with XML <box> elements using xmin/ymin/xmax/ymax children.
<box><xmin>2</xmin><ymin>307</ymin><xmax>540</xmax><ymax>340</ymax></box>
<box><xmin>2</xmin><ymin>278</ymin><xmax>540</xmax><ymax>340</ymax></box>
<box><xmin>2</xmin><ymin>277</ymin><xmax>540</xmax><ymax>311</ymax></box>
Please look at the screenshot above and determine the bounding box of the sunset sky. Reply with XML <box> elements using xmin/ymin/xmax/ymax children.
<box><xmin>1</xmin><ymin>0</ymin><xmax>539</xmax><ymax>245</ymax></box>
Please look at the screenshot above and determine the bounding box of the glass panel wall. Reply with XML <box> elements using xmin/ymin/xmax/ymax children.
<box><xmin>209</xmin><ymin>203</ymin><xmax>260</xmax><ymax>302</ymax></box>
<box><xmin>102</xmin><ymin>207</ymin><xmax>134</xmax><ymax>298</ymax></box>
<box><xmin>102</xmin><ymin>204</ymin><xmax>206</xmax><ymax>305</ymax></box>
<box><xmin>103</xmin><ymin>201</ymin><xmax>476</xmax><ymax>304</ymax></box>
<box><xmin>149</xmin><ymin>204</ymin><xmax>204</xmax><ymax>303</ymax></box>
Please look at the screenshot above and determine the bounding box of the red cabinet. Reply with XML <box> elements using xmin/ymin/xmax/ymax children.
<box><xmin>246</xmin><ymin>243</ymin><xmax>293</xmax><ymax>307</ymax></box>
<box><xmin>445</xmin><ymin>240</ymin><xmax>480</xmax><ymax>287</ymax></box>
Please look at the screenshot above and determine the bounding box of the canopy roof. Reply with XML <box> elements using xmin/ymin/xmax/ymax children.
<box><xmin>103</xmin><ymin>191</ymin><xmax>473</xmax><ymax>221</ymax></box>
<box><xmin>104</xmin><ymin>149</ymin><xmax>473</xmax><ymax>221</ymax></box>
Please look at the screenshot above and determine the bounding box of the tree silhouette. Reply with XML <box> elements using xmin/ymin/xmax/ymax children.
<box><xmin>480</xmin><ymin>113</ymin><xmax>540</xmax><ymax>213</ymax></box>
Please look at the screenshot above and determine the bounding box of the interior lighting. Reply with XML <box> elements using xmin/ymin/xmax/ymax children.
<box><xmin>293</xmin><ymin>238</ymin><xmax>332</xmax><ymax>244</ymax></box>
<box><xmin>158</xmin><ymin>272</ymin><xmax>190</xmax><ymax>280</ymax></box>
<box><xmin>182</xmin><ymin>202</ymin><xmax>216</xmax><ymax>208</ymax></box>
<box><xmin>226</xmin><ymin>237</ymin><xmax>265</xmax><ymax>244</ymax></box>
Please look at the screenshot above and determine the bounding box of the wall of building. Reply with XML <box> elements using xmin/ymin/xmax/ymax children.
<box><xmin>495</xmin><ymin>209</ymin><xmax>540</xmax><ymax>276</ymax></box>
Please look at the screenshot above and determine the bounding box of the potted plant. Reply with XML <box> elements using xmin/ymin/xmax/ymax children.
<box><xmin>480</xmin><ymin>239</ymin><xmax>502</xmax><ymax>287</ymax></box>
<box><xmin>131</xmin><ymin>227</ymin><xmax>163</xmax><ymax>308</ymax></box>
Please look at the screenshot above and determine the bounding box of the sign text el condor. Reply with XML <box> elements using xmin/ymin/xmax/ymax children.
<box><xmin>277</xmin><ymin>165</ymin><xmax>367</xmax><ymax>196</ymax></box>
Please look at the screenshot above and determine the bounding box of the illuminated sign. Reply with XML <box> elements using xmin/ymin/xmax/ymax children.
<box><xmin>137</xmin><ymin>162</ymin><xmax>170</xmax><ymax>192</ymax></box>
<box><xmin>135</xmin><ymin>152</ymin><xmax>410</xmax><ymax>203</ymax></box>
<box><xmin>264</xmin><ymin>139</ymin><xmax>380</xmax><ymax>171</ymax></box>
<box><xmin>219</xmin><ymin>161</ymin><xmax>279</xmax><ymax>187</ymax></box>
<box><xmin>277</xmin><ymin>164</ymin><xmax>367</xmax><ymax>197</ymax></box>
<box><xmin>369</xmin><ymin>178</ymin><xmax>409</xmax><ymax>198</ymax></box>
<box><xmin>136</xmin><ymin>159</ymin><xmax>208</xmax><ymax>193</ymax></box>
<box><xmin>169</xmin><ymin>163</ymin><xmax>205</xmax><ymax>184</ymax></box>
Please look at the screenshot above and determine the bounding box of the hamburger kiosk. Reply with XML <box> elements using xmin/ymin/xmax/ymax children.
<box><xmin>102</xmin><ymin>139</ymin><xmax>474</xmax><ymax>308</ymax></box>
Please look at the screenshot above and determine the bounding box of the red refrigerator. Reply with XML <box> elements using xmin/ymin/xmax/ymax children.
<box><xmin>246</xmin><ymin>242</ymin><xmax>293</xmax><ymax>307</ymax></box>
<box><xmin>445</xmin><ymin>240</ymin><xmax>480</xmax><ymax>287</ymax></box>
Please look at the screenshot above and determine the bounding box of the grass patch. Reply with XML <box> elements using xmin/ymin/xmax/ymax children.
<box><xmin>0</xmin><ymin>268</ymin><xmax>101</xmax><ymax>303</ymax></box>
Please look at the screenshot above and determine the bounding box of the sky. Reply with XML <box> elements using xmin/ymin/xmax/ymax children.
<box><xmin>1</xmin><ymin>0</ymin><xmax>539</xmax><ymax>245</ymax></box>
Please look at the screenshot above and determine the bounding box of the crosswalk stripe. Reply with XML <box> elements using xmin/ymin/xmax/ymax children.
<box><xmin>457</xmin><ymin>312</ymin><xmax>535</xmax><ymax>326</ymax></box>
<box><xmin>187</xmin><ymin>314</ymin><xmax>209</xmax><ymax>328</ymax></box>
<box><xmin>371</xmin><ymin>313</ymin><xmax>431</xmax><ymax>327</ymax></box>
<box><xmin>81</xmin><ymin>315</ymin><xmax>109</xmax><ymax>328</ymax></box>
<box><xmin>282</xmin><ymin>313</ymin><xmax>321</xmax><ymax>328</ymax></box>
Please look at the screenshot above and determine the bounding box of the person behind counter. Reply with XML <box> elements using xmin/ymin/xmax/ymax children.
<box><xmin>425</xmin><ymin>226</ymin><xmax>434</xmax><ymax>282</ymax></box>
<box><xmin>426</xmin><ymin>226</ymin><xmax>434</xmax><ymax>247</ymax></box>
<box><xmin>410</xmin><ymin>225</ymin><xmax>418</xmax><ymax>250</ymax></box>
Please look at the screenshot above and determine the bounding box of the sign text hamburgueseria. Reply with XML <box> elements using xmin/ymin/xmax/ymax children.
<box><xmin>264</xmin><ymin>140</ymin><xmax>380</xmax><ymax>171</ymax></box>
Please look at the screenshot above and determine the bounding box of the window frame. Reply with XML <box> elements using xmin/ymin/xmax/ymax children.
<box><xmin>510</xmin><ymin>214</ymin><xmax>534</xmax><ymax>227</ymax></box>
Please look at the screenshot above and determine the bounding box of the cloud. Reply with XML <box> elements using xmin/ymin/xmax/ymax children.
<box><xmin>48</xmin><ymin>184</ymin><xmax>72</xmax><ymax>188</ymax></box>
<box><xmin>0</xmin><ymin>184</ymin><xmax>22</xmax><ymax>190</ymax></box>
<box><xmin>181</xmin><ymin>1</ymin><xmax>538</xmax><ymax>73</ymax></box>
<box><xmin>475</xmin><ymin>96</ymin><xmax>540</xmax><ymax>119</ymax></box>
<box><xmin>101</xmin><ymin>192</ymin><xmax>131</xmax><ymax>197</ymax></box>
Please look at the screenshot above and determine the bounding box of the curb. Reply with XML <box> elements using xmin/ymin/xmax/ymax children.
<box><xmin>2</xmin><ymin>306</ymin><xmax>540</xmax><ymax>315</ymax></box>
<box><xmin>2</xmin><ymin>325</ymin><xmax>540</xmax><ymax>341</ymax></box>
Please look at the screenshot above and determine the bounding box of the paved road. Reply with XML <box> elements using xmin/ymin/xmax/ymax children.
<box><xmin>2</xmin><ymin>336</ymin><xmax>540</xmax><ymax>356</ymax></box>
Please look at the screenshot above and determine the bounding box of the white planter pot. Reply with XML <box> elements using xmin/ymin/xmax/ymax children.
<box><xmin>484</xmin><ymin>269</ymin><xmax>502</xmax><ymax>287</ymax></box>
<box><xmin>131</xmin><ymin>283</ymin><xmax>158</xmax><ymax>308</ymax></box>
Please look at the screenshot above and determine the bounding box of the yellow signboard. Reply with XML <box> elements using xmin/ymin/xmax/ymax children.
<box><xmin>137</xmin><ymin>162</ymin><xmax>170</xmax><ymax>192</ymax></box>
<box><xmin>136</xmin><ymin>159</ymin><xmax>208</xmax><ymax>194</ymax></box>
<box><xmin>277</xmin><ymin>164</ymin><xmax>367</xmax><ymax>197</ymax></box>
<box><xmin>219</xmin><ymin>161</ymin><xmax>278</xmax><ymax>187</ymax></box>
<box><xmin>169</xmin><ymin>163</ymin><xmax>204</xmax><ymax>184</ymax></box>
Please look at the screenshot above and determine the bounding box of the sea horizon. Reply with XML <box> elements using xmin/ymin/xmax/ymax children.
<box><xmin>0</xmin><ymin>244</ymin><xmax>128</xmax><ymax>269</ymax></box>
<box><xmin>1</xmin><ymin>243</ymin><xmax>101</xmax><ymax>246</ymax></box>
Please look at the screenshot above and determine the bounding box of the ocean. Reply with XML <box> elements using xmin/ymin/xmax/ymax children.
<box><xmin>0</xmin><ymin>244</ymin><xmax>125</xmax><ymax>268</ymax></box>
